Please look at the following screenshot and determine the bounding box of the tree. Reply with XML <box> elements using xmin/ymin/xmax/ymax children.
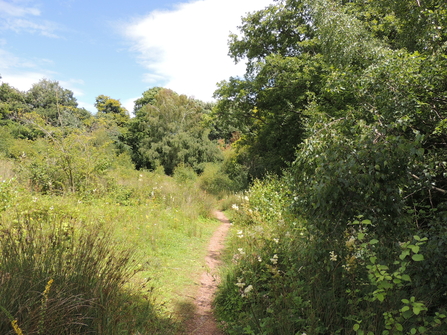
<box><xmin>0</xmin><ymin>83</ymin><xmax>28</xmax><ymax>120</ymax></box>
<box><xmin>133</xmin><ymin>87</ymin><xmax>163</xmax><ymax>114</ymax></box>
<box><xmin>94</xmin><ymin>95</ymin><xmax>129</xmax><ymax>127</ymax></box>
<box><xmin>215</xmin><ymin>1</ymin><xmax>447</xmax><ymax>332</ymax></box>
<box><xmin>125</xmin><ymin>88</ymin><xmax>223</xmax><ymax>175</ymax></box>
<box><xmin>26</xmin><ymin>79</ymin><xmax>82</xmax><ymax>126</ymax></box>
<box><xmin>212</xmin><ymin>0</ymin><xmax>324</xmax><ymax>178</ymax></box>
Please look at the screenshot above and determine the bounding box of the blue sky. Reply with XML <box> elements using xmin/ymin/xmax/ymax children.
<box><xmin>0</xmin><ymin>0</ymin><xmax>273</xmax><ymax>113</ymax></box>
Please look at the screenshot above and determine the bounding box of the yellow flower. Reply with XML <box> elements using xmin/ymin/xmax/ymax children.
<box><xmin>11</xmin><ymin>319</ymin><xmax>24</xmax><ymax>335</ymax></box>
<box><xmin>43</xmin><ymin>279</ymin><xmax>54</xmax><ymax>297</ymax></box>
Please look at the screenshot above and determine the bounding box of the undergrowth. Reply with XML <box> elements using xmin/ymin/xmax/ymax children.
<box><xmin>215</xmin><ymin>176</ymin><xmax>447</xmax><ymax>335</ymax></box>
<box><xmin>0</xmin><ymin>157</ymin><xmax>221</xmax><ymax>334</ymax></box>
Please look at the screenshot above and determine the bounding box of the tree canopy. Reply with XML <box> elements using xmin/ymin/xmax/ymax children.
<box><xmin>214</xmin><ymin>1</ymin><xmax>447</xmax><ymax>333</ymax></box>
<box><xmin>95</xmin><ymin>94</ymin><xmax>130</xmax><ymax>127</ymax></box>
<box><xmin>124</xmin><ymin>88</ymin><xmax>223</xmax><ymax>175</ymax></box>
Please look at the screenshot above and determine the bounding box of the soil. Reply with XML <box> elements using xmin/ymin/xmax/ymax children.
<box><xmin>179</xmin><ymin>210</ymin><xmax>230</xmax><ymax>335</ymax></box>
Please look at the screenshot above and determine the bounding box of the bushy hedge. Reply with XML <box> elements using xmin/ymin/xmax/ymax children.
<box><xmin>215</xmin><ymin>176</ymin><xmax>447</xmax><ymax>335</ymax></box>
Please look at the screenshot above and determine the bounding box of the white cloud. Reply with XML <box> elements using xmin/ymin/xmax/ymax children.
<box><xmin>124</xmin><ymin>0</ymin><xmax>273</xmax><ymax>102</ymax></box>
<box><xmin>122</xmin><ymin>96</ymin><xmax>139</xmax><ymax>115</ymax></box>
<box><xmin>0</xmin><ymin>48</ymin><xmax>51</xmax><ymax>90</ymax></box>
<box><xmin>0</xmin><ymin>48</ymin><xmax>84</xmax><ymax>100</ymax></box>
<box><xmin>59</xmin><ymin>79</ymin><xmax>85</xmax><ymax>97</ymax></box>
<box><xmin>1</xmin><ymin>71</ymin><xmax>47</xmax><ymax>91</ymax></box>
<box><xmin>0</xmin><ymin>1</ymin><xmax>60</xmax><ymax>37</ymax></box>
<box><xmin>77</xmin><ymin>100</ymin><xmax>95</xmax><ymax>113</ymax></box>
<box><xmin>0</xmin><ymin>0</ymin><xmax>40</xmax><ymax>17</ymax></box>
<box><xmin>1</xmin><ymin>18</ymin><xmax>60</xmax><ymax>38</ymax></box>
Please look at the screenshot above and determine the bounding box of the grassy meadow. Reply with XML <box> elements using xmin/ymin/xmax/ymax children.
<box><xmin>0</xmin><ymin>156</ymin><xmax>227</xmax><ymax>335</ymax></box>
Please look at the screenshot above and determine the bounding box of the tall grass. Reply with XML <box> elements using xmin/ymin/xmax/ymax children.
<box><xmin>0</xmin><ymin>207</ymin><xmax>137</xmax><ymax>334</ymax></box>
<box><xmin>0</xmin><ymin>158</ymin><xmax>223</xmax><ymax>334</ymax></box>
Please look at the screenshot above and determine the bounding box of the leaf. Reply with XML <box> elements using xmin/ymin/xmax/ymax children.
<box><xmin>370</xmin><ymin>239</ymin><xmax>379</xmax><ymax>245</ymax></box>
<box><xmin>413</xmin><ymin>303</ymin><xmax>426</xmax><ymax>315</ymax></box>
<box><xmin>412</xmin><ymin>254</ymin><xmax>424</xmax><ymax>262</ymax></box>
<box><xmin>377</xmin><ymin>293</ymin><xmax>385</xmax><ymax>302</ymax></box>
<box><xmin>408</xmin><ymin>245</ymin><xmax>419</xmax><ymax>253</ymax></box>
<box><xmin>418</xmin><ymin>326</ymin><xmax>426</xmax><ymax>333</ymax></box>
<box><xmin>403</xmin><ymin>309</ymin><xmax>413</xmax><ymax>319</ymax></box>
<box><xmin>353</xmin><ymin>323</ymin><xmax>360</xmax><ymax>331</ymax></box>
<box><xmin>401</xmin><ymin>274</ymin><xmax>411</xmax><ymax>281</ymax></box>
<box><xmin>399</xmin><ymin>249</ymin><xmax>410</xmax><ymax>260</ymax></box>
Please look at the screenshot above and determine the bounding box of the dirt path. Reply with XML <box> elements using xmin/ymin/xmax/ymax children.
<box><xmin>180</xmin><ymin>210</ymin><xmax>231</xmax><ymax>335</ymax></box>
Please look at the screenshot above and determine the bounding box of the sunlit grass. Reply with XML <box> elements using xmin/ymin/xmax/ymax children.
<box><xmin>0</xmin><ymin>166</ymin><xmax>224</xmax><ymax>334</ymax></box>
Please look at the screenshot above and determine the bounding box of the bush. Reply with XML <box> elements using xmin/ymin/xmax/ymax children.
<box><xmin>215</xmin><ymin>176</ymin><xmax>447</xmax><ymax>335</ymax></box>
<box><xmin>198</xmin><ymin>163</ymin><xmax>234</xmax><ymax>197</ymax></box>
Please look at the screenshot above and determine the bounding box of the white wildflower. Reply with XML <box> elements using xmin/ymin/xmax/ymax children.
<box><xmin>270</xmin><ymin>254</ymin><xmax>278</xmax><ymax>265</ymax></box>
<box><xmin>273</xmin><ymin>238</ymin><xmax>279</xmax><ymax>244</ymax></box>
<box><xmin>232</xmin><ymin>204</ymin><xmax>239</xmax><ymax>210</ymax></box>
<box><xmin>237</xmin><ymin>230</ymin><xmax>244</xmax><ymax>238</ymax></box>
<box><xmin>235</xmin><ymin>277</ymin><xmax>245</xmax><ymax>288</ymax></box>
<box><xmin>330</xmin><ymin>251</ymin><xmax>338</xmax><ymax>261</ymax></box>
<box><xmin>238</xmin><ymin>248</ymin><xmax>245</xmax><ymax>255</ymax></box>
<box><xmin>244</xmin><ymin>285</ymin><xmax>253</xmax><ymax>294</ymax></box>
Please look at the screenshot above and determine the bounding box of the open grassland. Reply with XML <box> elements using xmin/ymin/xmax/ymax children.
<box><xmin>0</xmin><ymin>160</ymin><xmax>224</xmax><ymax>335</ymax></box>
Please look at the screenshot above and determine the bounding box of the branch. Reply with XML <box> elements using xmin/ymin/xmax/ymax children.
<box><xmin>409</xmin><ymin>172</ymin><xmax>447</xmax><ymax>194</ymax></box>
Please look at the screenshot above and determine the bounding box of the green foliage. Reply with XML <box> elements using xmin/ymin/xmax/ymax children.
<box><xmin>0</xmin><ymin>205</ymin><xmax>136</xmax><ymax>334</ymax></box>
<box><xmin>0</xmin><ymin>178</ymin><xmax>17</xmax><ymax>212</ymax></box>
<box><xmin>342</xmin><ymin>0</ymin><xmax>447</xmax><ymax>53</ymax></box>
<box><xmin>217</xmin><ymin>179</ymin><xmax>447</xmax><ymax>334</ymax></box>
<box><xmin>26</xmin><ymin>79</ymin><xmax>91</xmax><ymax>128</ymax></box>
<box><xmin>0</xmin><ymin>144</ymin><xmax>222</xmax><ymax>334</ymax></box>
<box><xmin>210</xmin><ymin>0</ymin><xmax>327</xmax><ymax>178</ymax></box>
<box><xmin>197</xmin><ymin>163</ymin><xmax>234</xmax><ymax>198</ymax></box>
<box><xmin>214</xmin><ymin>53</ymin><xmax>327</xmax><ymax>177</ymax></box>
<box><xmin>125</xmin><ymin>88</ymin><xmax>223</xmax><ymax>175</ymax></box>
<box><xmin>216</xmin><ymin>178</ymin><xmax>326</xmax><ymax>335</ymax></box>
<box><xmin>17</xmin><ymin>123</ymin><xmax>114</xmax><ymax>195</ymax></box>
<box><xmin>215</xmin><ymin>2</ymin><xmax>447</xmax><ymax>333</ymax></box>
<box><xmin>290</xmin><ymin>113</ymin><xmax>419</xmax><ymax>239</ymax></box>
<box><xmin>133</xmin><ymin>87</ymin><xmax>163</xmax><ymax>114</ymax></box>
<box><xmin>95</xmin><ymin>94</ymin><xmax>129</xmax><ymax>127</ymax></box>
<box><xmin>0</xmin><ymin>83</ymin><xmax>28</xmax><ymax>120</ymax></box>
<box><xmin>197</xmin><ymin>144</ymin><xmax>249</xmax><ymax>197</ymax></box>
<box><xmin>173</xmin><ymin>164</ymin><xmax>197</xmax><ymax>184</ymax></box>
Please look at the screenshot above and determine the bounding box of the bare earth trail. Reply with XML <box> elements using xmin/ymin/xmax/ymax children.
<box><xmin>179</xmin><ymin>210</ymin><xmax>231</xmax><ymax>335</ymax></box>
